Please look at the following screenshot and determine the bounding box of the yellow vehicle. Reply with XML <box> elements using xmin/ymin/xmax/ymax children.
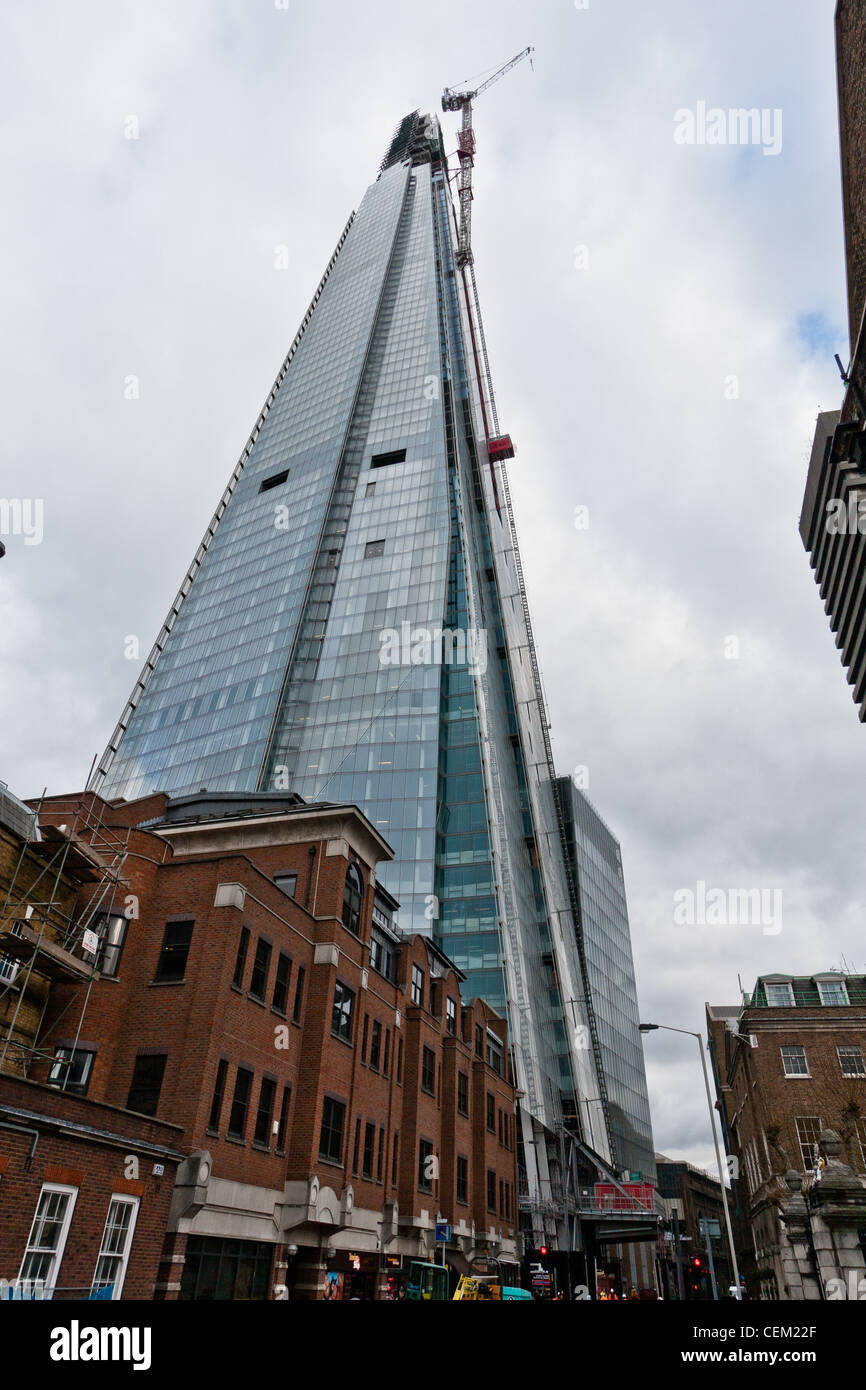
<box><xmin>453</xmin><ymin>1255</ymin><xmax>503</xmax><ymax>1300</ymax></box>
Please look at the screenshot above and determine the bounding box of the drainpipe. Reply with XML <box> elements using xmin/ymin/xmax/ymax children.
<box><xmin>0</xmin><ymin>1119</ymin><xmax>39</xmax><ymax>1168</ymax></box>
<box><xmin>305</xmin><ymin>845</ymin><xmax>316</xmax><ymax>910</ymax></box>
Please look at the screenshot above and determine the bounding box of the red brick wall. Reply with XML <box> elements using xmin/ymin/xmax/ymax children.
<box><xmin>0</xmin><ymin>1076</ymin><xmax>180</xmax><ymax>1299</ymax></box>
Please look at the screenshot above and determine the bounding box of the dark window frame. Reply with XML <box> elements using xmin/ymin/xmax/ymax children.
<box><xmin>154</xmin><ymin>920</ymin><xmax>193</xmax><ymax>983</ymax></box>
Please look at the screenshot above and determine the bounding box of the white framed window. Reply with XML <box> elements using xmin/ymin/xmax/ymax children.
<box><xmin>781</xmin><ymin>1045</ymin><xmax>809</xmax><ymax>1077</ymax></box>
<box><xmin>18</xmin><ymin>1184</ymin><xmax>78</xmax><ymax>1295</ymax></box>
<box><xmin>47</xmin><ymin>1047</ymin><xmax>94</xmax><ymax>1096</ymax></box>
<box><xmin>818</xmin><ymin>979</ymin><xmax>849</xmax><ymax>1006</ymax></box>
<box><xmin>795</xmin><ymin>1117</ymin><xmax>822</xmax><ymax>1172</ymax></box>
<box><xmin>764</xmin><ymin>981</ymin><xmax>794</xmax><ymax>1007</ymax></box>
<box><xmin>91</xmin><ymin>1195</ymin><xmax>140</xmax><ymax>1299</ymax></box>
<box><xmin>838</xmin><ymin>1045</ymin><xmax>866</xmax><ymax>1077</ymax></box>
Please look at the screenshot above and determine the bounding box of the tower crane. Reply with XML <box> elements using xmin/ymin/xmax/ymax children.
<box><xmin>441</xmin><ymin>48</ymin><xmax>533</xmax><ymax>487</ymax></box>
<box><xmin>441</xmin><ymin>46</ymin><xmax>533</xmax><ymax>270</ymax></box>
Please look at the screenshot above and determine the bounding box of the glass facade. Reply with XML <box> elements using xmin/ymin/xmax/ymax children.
<box><xmin>94</xmin><ymin>112</ymin><xmax>611</xmax><ymax>1158</ymax></box>
<box><xmin>558</xmin><ymin>779</ymin><xmax>656</xmax><ymax>1178</ymax></box>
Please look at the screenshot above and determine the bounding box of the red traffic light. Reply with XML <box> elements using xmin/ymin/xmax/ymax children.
<box><xmin>539</xmin><ymin>1246</ymin><xmax>548</xmax><ymax>1256</ymax></box>
<box><xmin>692</xmin><ymin>1257</ymin><xmax>703</xmax><ymax>1269</ymax></box>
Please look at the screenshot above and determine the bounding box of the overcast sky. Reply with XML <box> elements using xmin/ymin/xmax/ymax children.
<box><xmin>1</xmin><ymin>0</ymin><xmax>861</xmax><ymax>1174</ymax></box>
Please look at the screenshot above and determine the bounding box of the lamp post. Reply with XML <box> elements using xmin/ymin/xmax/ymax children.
<box><xmin>640</xmin><ymin>1021</ymin><xmax>741</xmax><ymax>1299</ymax></box>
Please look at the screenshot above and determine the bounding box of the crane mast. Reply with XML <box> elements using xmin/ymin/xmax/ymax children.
<box><xmin>441</xmin><ymin>46</ymin><xmax>533</xmax><ymax>269</ymax></box>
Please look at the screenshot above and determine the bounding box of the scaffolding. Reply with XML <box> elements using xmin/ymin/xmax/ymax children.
<box><xmin>0</xmin><ymin>791</ymin><xmax>131</xmax><ymax>1086</ymax></box>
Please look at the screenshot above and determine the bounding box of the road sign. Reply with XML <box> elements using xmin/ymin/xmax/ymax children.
<box><xmin>699</xmin><ymin>1219</ymin><xmax>721</xmax><ymax>1238</ymax></box>
<box><xmin>435</xmin><ymin>1223</ymin><xmax>452</xmax><ymax>1243</ymax></box>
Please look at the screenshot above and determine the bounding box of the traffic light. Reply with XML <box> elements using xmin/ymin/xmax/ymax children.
<box><xmin>692</xmin><ymin>1256</ymin><xmax>703</xmax><ymax>1271</ymax></box>
<box><xmin>539</xmin><ymin>1246</ymin><xmax>548</xmax><ymax>1257</ymax></box>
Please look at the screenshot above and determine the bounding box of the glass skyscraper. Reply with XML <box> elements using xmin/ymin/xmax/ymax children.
<box><xmin>93</xmin><ymin>112</ymin><xmax>616</xmax><ymax>1229</ymax></box>
<box><xmin>558</xmin><ymin>779</ymin><xmax>655</xmax><ymax>1179</ymax></box>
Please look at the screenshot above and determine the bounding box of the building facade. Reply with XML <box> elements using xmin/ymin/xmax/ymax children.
<box><xmin>2</xmin><ymin>785</ymin><xmax>520</xmax><ymax>1298</ymax></box>
<box><xmin>800</xmin><ymin>1</ymin><xmax>866</xmax><ymax>718</ymax></box>
<box><xmin>655</xmin><ymin>1155</ymin><xmax>733</xmax><ymax>1300</ymax></box>
<box><xmin>557</xmin><ymin>780</ymin><xmax>655</xmax><ymax>1179</ymax></box>
<box><xmin>87</xmin><ymin>109</ymin><xmax>617</xmax><ymax>1245</ymax></box>
<box><xmin>707</xmin><ymin>972</ymin><xmax>866</xmax><ymax>1299</ymax></box>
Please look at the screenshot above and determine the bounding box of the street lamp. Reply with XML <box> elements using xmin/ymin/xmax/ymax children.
<box><xmin>639</xmin><ymin>1021</ymin><xmax>741</xmax><ymax>1299</ymax></box>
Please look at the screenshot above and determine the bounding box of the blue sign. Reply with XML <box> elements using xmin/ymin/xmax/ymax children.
<box><xmin>435</xmin><ymin>1223</ymin><xmax>452</xmax><ymax>1243</ymax></box>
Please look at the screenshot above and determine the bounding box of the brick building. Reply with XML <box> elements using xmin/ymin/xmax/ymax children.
<box><xmin>655</xmin><ymin>1155</ymin><xmax>732</xmax><ymax>1300</ymax></box>
<box><xmin>2</xmin><ymin>785</ymin><xmax>520</xmax><ymax>1300</ymax></box>
<box><xmin>0</xmin><ymin>784</ymin><xmax>184</xmax><ymax>1299</ymax></box>
<box><xmin>707</xmin><ymin>972</ymin><xmax>866</xmax><ymax>1299</ymax></box>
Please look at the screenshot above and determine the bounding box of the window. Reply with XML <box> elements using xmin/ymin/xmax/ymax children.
<box><xmin>272</xmin><ymin>953</ymin><xmax>292</xmax><ymax>1014</ymax></box>
<box><xmin>90</xmin><ymin>911</ymin><xmax>127</xmax><ymax>977</ymax></box>
<box><xmin>370</xmin><ymin>1020</ymin><xmax>382</xmax><ymax>1071</ymax></box>
<box><xmin>397</xmin><ymin>1037</ymin><xmax>403</xmax><ymax>1084</ymax></box>
<box><xmin>391</xmin><ymin>1132</ymin><xmax>399</xmax><ymax>1185</ymax></box>
<box><xmin>276</xmin><ymin>1086</ymin><xmax>291</xmax><ymax>1151</ymax></box>
<box><xmin>232</xmin><ymin>926</ymin><xmax>250</xmax><ymax>988</ymax></box>
<box><xmin>127</xmin><ymin>1053</ymin><xmax>167</xmax><ymax>1116</ymax></box>
<box><xmin>319</xmin><ymin>1097</ymin><xmax>346</xmax><ymax>1164</ymax></box>
<box><xmin>781</xmin><ymin>1045</ymin><xmax>809</xmax><ymax>1077</ymax></box>
<box><xmin>154</xmin><ymin>920</ymin><xmax>193</xmax><ymax>982</ymax></box>
<box><xmin>499</xmin><ymin>1179</ymin><xmax>504</xmax><ymax>1214</ymax></box>
<box><xmin>486</xmin><ymin>1092</ymin><xmax>496</xmax><ymax>1132</ymax></box>
<box><xmin>457</xmin><ymin>1071</ymin><xmax>469</xmax><ymax>1116</ymax></box>
<box><xmin>180</xmin><ymin>1236</ymin><xmax>272</xmax><ymax>1301</ymax></box>
<box><xmin>446</xmin><ymin>997</ymin><xmax>457</xmax><ymax>1035</ymax></box>
<box><xmin>456</xmin><ymin>1156</ymin><xmax>469</xmax><ymax>1205</ymax></box>
<box><xmin>377</xmin><ymin>1127</ymin><xmax>384</xmax><ymax>1182</ymax></box>
<box><xmin>91</xmin><ymin>1196</ymin><xmax>139</xmax><ymax>1299</ymax></box>
<box><xmin>274</xmin><ymin>872</ymin><xmax>297</xmax><ymax>898</ymax></box>
<box><xmin>253</xmin><ymin>1077</ymin><xmax>277</xmax><ymax>1148</ymax></box>
<box><xmin>418</xmin><ymin>1139</ymin><xmax>434</xmax><ymax>1192</ymax></box>
<box><xmin>765</xmin><ymin>981</ymin><xmax>794</xmax><ymax>1007</ymax></box>
<box><xmin>352</xmin><ymin>1118</ymin><xmax>361</xmax><ymax>1174</ymax></box>
<box><xmin>19</xmin><ymin>1185</ymin><xmax>78</xmax><ymax>1293</ymax></box>
<box><xmin>818</xmin><ymin>979</ymin><xmax>849</xmax><ymax>1006</ymax></box>
<box><xmin>259</xmin><ymin>468</ymin><xmax>289</xmax><ymax>492</ymax></box>
<box><xmin>363</xmin><ymin>1121</ymin><xmax>376</xmax><ymax>1179</ymax></box>
<box><xmin>795</xmin><ymin>1116</ymin><xmax>822</xmax><ymax>1171</ymax></box>
<box><xmin>498</xmin><ymin>1110</ymin><xmax>503</xmax><ymax>1143</ymax></box>
<box><xmin>838</xmin><ymin>1045</ymin><xmax>866</xmax><ymax>1077</ymax></box>
<box><xmin>332</xmin><ymin>981</ymin><xmax>355</xmax><ymax>1042</ymax></box>
<box><xmin>370</xmin><ymin>448</ymin><xmax>406</xmax><ymax>468</ymax></box>
<box><xmin>486</xmin><ymin>1032</ymin><xmax>504</xmax><ymax>1075</ymax></box>
<box><xmin>208</xmin><ymin>1058</ymin><xmax>229</xmax><ymax>1132</ymax></box>
<box><xmin>157</xmin><ymin>917</ymin><xmax>195</xmax><ymax>984</ymax></box>
<box><xmin>475</xmin><ymin>1025</ymin><xmax>484</xmax><ymax>1058</ymax></box>
<box><xmin>421</xmin><ymin>1046</ymin><xmax>436</xmax><ymax>1095</ymax></box>
<box><xmin>249</xmin><ymin>938</ymin><xmax>272</xmax><ymax>1002</ymax></box>
<box><xmin>292</xmin><ymin>966</ymin><xmax>305</xmax><ymax>1024</ymax></box>
<box><xmin>411</xmin><ymin>964</ymin><xmax>424</xmax><ymax>1007</ymax></box>
<box><xmin>370</xmin><ymin>930</ymin><xmax>397</xmax><ymax>982</ymax></box>
<box><xmin>383</xmin><ymin>1028</ymin><xmax>391</xmax><ymax>1077</ymax></box>
<box><xmin>487</xmin><ymin>1169</ymin><xmax>497</xmax><ymax>1212</ymax></box>
<box><xmin>0</xmin><ymin>948</ymin><xmax>19</xmax><ymax>984</ymax></box>
<box><xmin>361</xmin><ymin>1013</ymin><xmax>369</xmax><ymax>1063</ymax></box>
<box><xmin>47</xmin><ymin>1047</ymin><xmax>94</xmax><ymax>1096</ymax></box>
<box><xmin>365</xmin><ymin>481</ymin><xmax>376</xmax><ymax>497</ymax></box>
<box><xmin>227</xmin><ymin>1066</ymin><xmax>254</xmax><ymax>1140</ymax></box>
<box><xmin>364</xmin><ymin>539</ymin><xmax>386</xmax><ymax>559</ymax></box>
<box><xmin>342</xmin><ymin>864</ymin><xmax>363</xmax><ymax>936</ymax></box>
